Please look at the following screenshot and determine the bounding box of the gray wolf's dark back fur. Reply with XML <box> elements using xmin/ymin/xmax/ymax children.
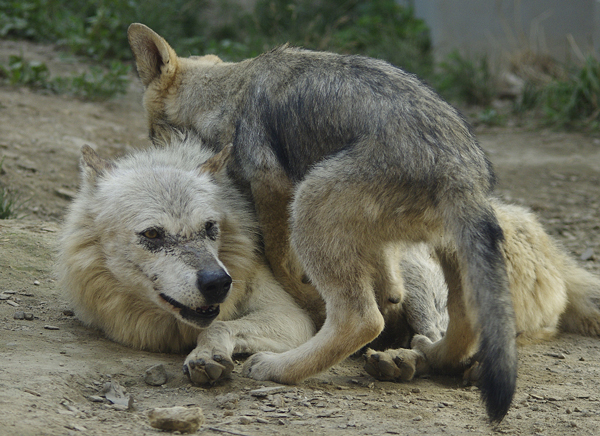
<box><xmin>236</xmin><ymin>46</ymin><xmax>494</xmax><ymax>189</ymax></box>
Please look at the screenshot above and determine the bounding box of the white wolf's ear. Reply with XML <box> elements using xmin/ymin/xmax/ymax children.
<box><xmin>80</xmin><ymin>145</ymin><xmax>115</xmax><ymax>184</ymax></box>
<box><xmin>127</xmin><ymin>23</ymin><xmax>179</xmax><ymax>88</ymax></box>
<box><xmin>199</xmin><ymin>144</ymin><xmax>233</xmax><ymax>177</ymax></box>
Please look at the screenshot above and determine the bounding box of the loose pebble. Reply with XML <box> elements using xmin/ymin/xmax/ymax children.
<box><xmin>148</xmin><ymin>406</ymin><xmax>204</xmax><ymax>433</ymax></box>
<box><xmin>44</xmin><ymin>325</ymin><xmax>60</xmax><ymax>330</ymax></box>
<box><xmin>144</xmin><ymin>364</ymin><xmax>168</xmax><ymax>386</ymax></box>
<box><xmin>14</xmin><ymin>311</ymin><xmax>25</xmax><ymax>320</ymax></box>
<box><xmin>250</xmin><ymin>386</ymin><xmax>286</xmax><ymax>397</ymax></box>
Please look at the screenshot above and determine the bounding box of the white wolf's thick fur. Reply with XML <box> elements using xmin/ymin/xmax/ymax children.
<box><xmin>57</xmin><ymin>136</ymin><xmax>315</xmax><ymax>383</ymax></box>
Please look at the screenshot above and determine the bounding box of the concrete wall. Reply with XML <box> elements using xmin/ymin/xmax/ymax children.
<box><xmin>409</xmin><ymin>0</ymin><xmax>598</xmax><ymax>64</ymax></box>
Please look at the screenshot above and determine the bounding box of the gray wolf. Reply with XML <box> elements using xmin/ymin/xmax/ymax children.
<box><xmin>126</xmin><ymin>22</ymin><xmax>515</xmax><ymax>421</ymax></box>
<box><xmin>57</xmin><ymin>137</ymin><xmax>316</xmax><ymax>385</ymax></box>
<box><xmin>126</xmin><ymin>23</ymin><xmax>597</xmax><ymax>421</ymax></box>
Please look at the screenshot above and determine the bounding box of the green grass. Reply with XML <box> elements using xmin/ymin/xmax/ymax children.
<box><xmin>0</xmin><ymin>55</ymin><xmax>130</xmax><ymax>100</ymax></box>
<box><xmin>540</xmin><ymin>56</ymin><xmax>600</xmax><ymax>129</ymax></box>
<box><xmin>434</xmin><ymin>50</ymin><xmax>496</xmax><ymax>106</ymax></box>
<box><xmin>2</xmin><ymin>0</ymin><xmax>598</xmax><ymax>130</ymax></box>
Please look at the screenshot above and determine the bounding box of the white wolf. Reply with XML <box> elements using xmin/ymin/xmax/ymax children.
<box><xmin>57</xmin><ymin>136</ymin><xmax>316</xmax><ymax>384</ymax></box>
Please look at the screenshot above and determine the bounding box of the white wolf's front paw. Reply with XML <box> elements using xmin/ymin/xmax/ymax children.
<box><xmin>242</xmin><ymin>352</ymin><xmax>285</xmax><ymax>382</ymax></box>
<box><xmin>183</xmin><ymin>349</ymin><xmax>234</xmax><ymax>386</ymax></box>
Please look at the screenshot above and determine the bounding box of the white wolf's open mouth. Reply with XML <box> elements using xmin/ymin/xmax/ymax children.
<box><xmin>159</xmin><ymin>293</ymin><xmax>220</xmax><ymax>323</ymax></box>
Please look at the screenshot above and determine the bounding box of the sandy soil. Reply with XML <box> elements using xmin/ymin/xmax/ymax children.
<box><xmin>1</xmin><ymin>40</ymin><xmax>599</xmax><ymax>436</ymax></box>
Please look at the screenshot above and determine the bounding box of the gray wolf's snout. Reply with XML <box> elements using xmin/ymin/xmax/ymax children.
<box><xmin>197</xmin><ymin>269</ymin><xmax>232</xmax><ymax>305</ymax></box>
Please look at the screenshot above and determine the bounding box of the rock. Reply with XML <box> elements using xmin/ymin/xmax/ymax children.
<box><xmin>144</xmin><ymin>364</ymin><xmax>168</xmax><ymax>386</ymax></box>
<box><xmin>14</xmin><ymin>311</ymin><xmax>25</xmax><ymax>320</ymax></box>
<box><xmin>148</xmin><ymin>406</ymin><xmax>205</xmax><ymax>433</ymax></box>
<box><xmin>250</xmin><ymin>386</ymin><xmax>286</xmax><ymax>397</ymax></box>
<box><xmin>24</xmin><ymin>313</ymin><xmax>34</xmax><ymax>320</ymax></box>
<box><xmin>239</xmin><ymin>416</ymin><xmax>253</xmax><ymax>425</ymax></box>
<box><xmin>216</xmin><ymin>393</ymin><xmax>239</xmax><ymax>409</ymax></box>
<box><xmin>54</xmin><ymin>188</ymin><xmax>77</xmax><ymax>200</ymax></box>
<box><xmin>44</xmin><ymin>325</ymin><xmax>60</xmax><ymax>330</ymax></box>
<box><xmin>102</xmin><ymin>381</ymin><xmax>134</xmax><ymax>410</ymax></box>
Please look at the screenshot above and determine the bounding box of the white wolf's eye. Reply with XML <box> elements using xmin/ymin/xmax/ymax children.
<box><xmin>205</xmin><ymin>221</ymin><xmax>218</xmax><ymax>240</ymax></box>
<box><xmin>142</xmin><ymin>228</ymin><xmax>160</xmax><ymax>239</ymax></box>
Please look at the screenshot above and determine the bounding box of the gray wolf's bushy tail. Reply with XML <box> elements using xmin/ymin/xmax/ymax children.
<box><xmin>455</xmin><ymin>207</ymin><xmax>518</xmax><ymax>422</ymax></box>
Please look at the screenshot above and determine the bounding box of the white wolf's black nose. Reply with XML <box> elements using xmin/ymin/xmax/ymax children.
<box><xmin>196</xmin><ymin>270</ymin><xmax>232</xmax><ymax>304</ymax></box>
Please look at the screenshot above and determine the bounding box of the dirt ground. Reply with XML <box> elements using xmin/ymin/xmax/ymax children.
<box><xmin>1</xmin><ymin>40</ymin><xmax>599</xmax><ymax>436</ymax></box>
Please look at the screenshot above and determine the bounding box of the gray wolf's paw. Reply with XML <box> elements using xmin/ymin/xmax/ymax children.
<box><xmin>363</xmin><ymin>348</ymin><xmax>424</xmax><ymax>381</ymax></box>
<box><xmin>183</xmin><ymin>351</ymin><xmax>234</xmax><ymax>385</ymax></box>
<box><xmin>242</xmin><ymin>352</ymin><xmax>287</xmax><ymax>383</ymax></box>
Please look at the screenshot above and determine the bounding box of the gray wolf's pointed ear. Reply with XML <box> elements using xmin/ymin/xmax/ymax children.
<box><xmin>127</xmin><ymin>23</ymin><xmax>178</xmax><ymax>87</ymax></box>
<box><xmin>80</xmin><ymin>145</ymin><xmax>115</xmax><ymax>183</ymax></box>
<box><xmin>199</xmin><ymin>144</ymin><xmax>233</xmax><ymax>177</ymax></box>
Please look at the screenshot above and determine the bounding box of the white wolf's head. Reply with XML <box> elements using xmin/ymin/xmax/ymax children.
<box><xmin>73</xmin><ymin>140</ymin><xmax>249</xmax><ymax>329</ymax></box>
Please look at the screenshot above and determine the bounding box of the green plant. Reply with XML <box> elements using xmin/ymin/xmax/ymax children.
<box><xmin>476</xmin><ymin>107</ymin><xmax>505</xmax><ymax>126</ymax></box>
<box><xmin>51</xmin><ymin>61</ymin><xmax>130</xmax><ymax>100</ymax></box>
<box><xmin>435</xmin><ymin>50</ymin><xmax>496</xmax><ymax>106</ymax></box>
<box><xmin>0</xmin><ymin>54</ymin><xmax>50</xmax><ymax>88</ymax></box>
<box><xmin>540</xmin><ymin>56</ymin><xmax>600</xmax><ymax>129</ymax></box>
<box><xmin>241</xmin><ymin>0</ymin><xmax>432</xmax><ymax>76</ymax></box>
<box><xmin>1</xmin><ymin>55</ymin><xmax>129</xmax><ymax>100</ymax></box>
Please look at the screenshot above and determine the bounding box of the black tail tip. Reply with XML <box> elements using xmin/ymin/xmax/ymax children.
<box><xmin>479</xmin><ymin>362</ymin><xmax>517</xmax><ymax>423</ymax></box>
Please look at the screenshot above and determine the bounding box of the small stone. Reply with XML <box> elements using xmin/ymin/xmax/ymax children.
<box><xmin>24</xmin><ymin>313</ymin><xmax>34</xmax><ymax>321</ymax></box>
<box><xmin>14</xmin><ymin>311</ymin><xmax>25</xmax><ymax>320</ymax></box>
<box><xmin>411</xmin><ymin>388</ymin><xmax>421</xmax><ymax>394</ymax></box>
<box><xmin>216</xmin><ymin>393</ymin><xmax>239</xmax><ymax>409</ymax></box>
<box><xmin>413</xmin><ymin>415</ymin><xmax>423</xmax><ymax>421</ymax></box>
<box><xmin>256</xmin><ymin>417</ymin><xmax>269</xmax><ymax>424</ymax></box>
<box><xmin>44</xmin><ymin>325</ymin><xmax>60</xmax><ymax>330</ymax></box>
<box><xmin>148</xmin><ymin>406</ymin><xmax>205</xmax><ymax>433</ymax></box>
<box><xmin>33</xmin><ymin>280</ymin><xmax>40</xmax><ymax>286</ymax></box>
<box><xmin>0</xmin><ymin>293</ymin><xmax>10</xmax><ymax>300</ymax></box>
<box><xmin>144</xmin><ymin>364</ymin><xmax>168</xmax><ymax>386</ymax></box>
<box><xmin>239</xmin><ymin>416</ymin><xmax>253</xmax><ymax>425</ymax></box>
<box><xmin>88</xmin><ymin>395</ymin><xmax>105</xmax><ymax>403</ymax></box>
<box><xmin>7</xmin><ymin>300</ymin><xmax>20</xmax><ymax>307</ymax></box>
<box><xmin>250</xmin><ymin>386</ymin><xmax>286</xmax><ymax>397</ymax></box>
<box><xmin>63</xmin><ymin>309</ymin><xmax>75</xmax><ymax>316</ymax></box>
<box><xmin>54</xmin><ymin>188</ymin><xmax>77</xmax><ymax>200</ymax></box>
<box><xmin>269</xmin><ymin>394</ymin><xmax>286</xmax><ymax>408</ymax></box>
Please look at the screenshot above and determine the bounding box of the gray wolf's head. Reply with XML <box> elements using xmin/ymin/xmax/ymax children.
<box><xmin>77</xmin><ymin>142</ymin><xmax>237</xmax><ymax>329</ymax></box>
